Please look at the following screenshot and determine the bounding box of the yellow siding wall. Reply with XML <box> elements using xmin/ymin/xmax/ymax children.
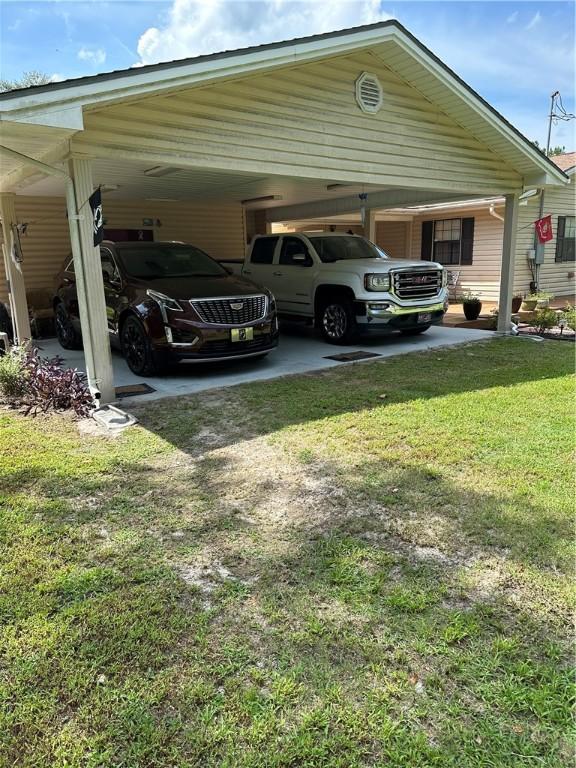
<box><xmin>375</xmin><ymin>221</ymin><xmax>408</xmax><ymax>260</ymax></box>
<box><xmin>0</xmin><ymin>196</ymin><xmax>245</xmax><ymax>308</ymax></box>
<box><xmin>514</xmin><ymin>180</ymin><xmax>575</xmax><ymax>299</ymax></box>
<box><xmin>410</xmin><ymin>207</ymin><xmax>504</xmax><ymax>301</ymax></box>
<box><xmin>75</xmin><ymin>51</ymin><xmax>522</xmax><ymax>195</ymax></box>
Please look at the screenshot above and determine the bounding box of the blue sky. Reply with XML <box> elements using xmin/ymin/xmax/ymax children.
<box><xmin>1</xmin><ymin>0</ymin><xmax>574</xmax><ymax>148</ymax></box>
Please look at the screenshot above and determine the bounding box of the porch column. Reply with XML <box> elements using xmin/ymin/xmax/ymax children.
<box><xmin>0</xmin><ymin>193</ymin><xmax>32</xmax><ymax>343</ymax></box>
<box><xmin>66</xmin><ymin>157</ymin><xmax>115</xmax><ymax>404</ymax></box>
<box><xmin>364</xmin><ymin>209</ymin><xmax>377</xmax><ymax>241</ymax></box>
<box><xmin>497</xmin><ymin>193</ymin><xmax>520</xmax><ymax>334</ymax></box>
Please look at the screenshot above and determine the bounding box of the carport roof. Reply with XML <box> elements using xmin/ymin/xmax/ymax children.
<box><xmin>0</xmin><ymin>20</ymin><xmax>568</xmax><ymax>187</ymax></box>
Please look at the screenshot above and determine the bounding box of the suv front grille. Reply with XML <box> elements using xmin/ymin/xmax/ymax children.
<box><xmin>392</xmin><ymin>269</ymin><xmax>442</xmax><ymax>300</ymax></box>
<box><xmin>191</xmin><ymin>295</ymin><xmax>267</xmax><ymax>325</ymax></box>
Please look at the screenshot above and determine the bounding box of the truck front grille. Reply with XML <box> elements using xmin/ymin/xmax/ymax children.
<box><xmin>191</xmin><ymin>295</ymin><xmax>267</xmax><ymax>325</ymax></box>
<box><xmin>392</xmin><ymin>270</ymin><xmax>442</xmax><ymax>300</ymax></box>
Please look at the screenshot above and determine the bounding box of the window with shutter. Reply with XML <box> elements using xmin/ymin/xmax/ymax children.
<box><xmin>555</xmin><ymin>216</ymin><xmax>575</xmax><ymax>262</ymax></box>
<box><xmin>422</xmin><ymin>217</ymin><xmax>474</xmax><ymax>265</ymax></box>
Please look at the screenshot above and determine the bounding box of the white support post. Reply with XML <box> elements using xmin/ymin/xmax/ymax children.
<box><xmin>497</xmin><ymin>193</ymin><xmax>520</xmax><ymax>334</ymax></box>
<box><xmin>0</xmin><ymin>193</ymin><xmax>32</xmax><ymax>344</ymax></box>
<box><xmin>364</xmin><ymin>209</ymin><xmax>377</xmax><ymax>242</ymax></box>
<box><xmin>66</xmin><ymin>157</ymin><xmax>115</xmax><ymax>404</ymax></box>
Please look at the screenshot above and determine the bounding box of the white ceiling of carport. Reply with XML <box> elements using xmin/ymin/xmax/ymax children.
<box><xmin>17</xmin><ymin>157</ymin><xmax>386</xmax><ymax>208</ymax></box>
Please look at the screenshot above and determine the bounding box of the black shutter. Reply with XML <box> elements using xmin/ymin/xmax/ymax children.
<box><xmin>460</xmin><ymin>217</ymin><xmax>474</xmax><ymax>265</ymax></box>
<box><xmin>421</xmin><ymin>221</ymin><xmax>433</xmax><ymax>261</ymax></box>
<box><xmin>555</xmin><ymin>216</ymin><xmax>566</xmax><ymax>262</ymax></box>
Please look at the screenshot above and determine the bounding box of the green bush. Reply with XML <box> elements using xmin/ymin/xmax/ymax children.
<box><xmin>562</xmin><ymin>305</ymin><xmax>576</xmax><ymax>331</ymax></box>
<box><xmin>0</xmin><ymin>347</ymin><xmax>29</xmax><ymax>400</ymax></box>
<box><xmin>533</xmin><ymin>307</ymin><xmax>558</xmax><ymax>334</ymax></box>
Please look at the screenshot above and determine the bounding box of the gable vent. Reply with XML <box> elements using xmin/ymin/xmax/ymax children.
<box><xmin>355</xmin><ymin>72</ymin><xmax>383</xmax><ymax>114</ymax></box>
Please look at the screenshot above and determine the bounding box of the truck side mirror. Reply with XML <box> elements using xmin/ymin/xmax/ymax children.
<box><xmin>292</xmin><ymin>253</ymin><xmax>309</xmax><ymax>265</ymax></box>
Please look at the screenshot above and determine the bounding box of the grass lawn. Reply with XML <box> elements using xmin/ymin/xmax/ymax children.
<box><xmin>0</xmin><ymin>337</ymin><xmax>574</xmax><ymax>767</ymax></box>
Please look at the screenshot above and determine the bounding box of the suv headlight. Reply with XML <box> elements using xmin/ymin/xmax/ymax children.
<box><xmin>365</xmin><ymin>273</ymin><xmax>391</xmax><ymax>292</ymax></box>
<box><xmin>441</xmin><ymin>269</ymin><xmax>448</xmax><ymax>287</ymax></box>
<box><xmin>146</xmin><ymin>289</ymin><xmax>183</xmax><ymax>322</ymax></box>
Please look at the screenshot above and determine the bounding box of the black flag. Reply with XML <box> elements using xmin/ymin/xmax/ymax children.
<box><xmin>89</xmin><ymin>187</ymin><xmax>104</xmax><ymax>246</ymax></box>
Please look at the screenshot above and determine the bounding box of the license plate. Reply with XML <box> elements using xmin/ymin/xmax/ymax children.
<box><xmin>231</xmin><ymin>327</ymin><xmax>254</xmax><ymax>342</ymax></box>
<box><xmin>417</xmin><ymin>312</ymin><xmax>432</xmax><ymax>324</ymax></box>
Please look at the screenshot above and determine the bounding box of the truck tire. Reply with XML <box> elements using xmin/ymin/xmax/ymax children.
<box><xmin>319</xmin><ymin>297</ymin><xmax>358</xmax><ymax>345</ymax></box>
<box><xmin>400</xmin><ymin>326</ymin><xmax>430</xmax><ymax>336</ymax></box>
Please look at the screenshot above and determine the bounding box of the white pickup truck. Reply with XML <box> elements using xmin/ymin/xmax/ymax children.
<box><xmin>232</xmin><ymin>232</ymin><xmax>448</xmax><ymax>344</ymax></box>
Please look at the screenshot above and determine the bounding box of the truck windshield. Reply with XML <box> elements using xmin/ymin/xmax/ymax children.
<box><xmin>117</xmin><ymin>244</ymin><xmax>227</xmax><ymax>279</ymax></box>
<box><xmin>308</xmin><ymin>236</ymin><xmax>389</xmax><ymax>263</ymax></box>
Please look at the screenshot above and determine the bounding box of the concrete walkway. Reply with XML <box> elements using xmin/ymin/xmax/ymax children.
<box><xmin>34</xmin><ymin>325</ymin><xmax>494</xmax><ymax>403</ymax></box>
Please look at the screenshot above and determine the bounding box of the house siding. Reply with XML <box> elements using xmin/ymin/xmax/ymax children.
<box><xmin>0</xmin><ymin>197</ymin><xmax>245</xmax><ymax>307</ymax></box>
<box><xmin>410</xmin><ymin>206</ymin><xmax>504</xmax><ymax>300</ymax></box>
<box><xmin>73</xmin><ymin>50</ymin><xmax>523</xmax><ymax>195</ymax></box>
<box><xmin>375</xmin><ymin>221</ymin><xmax>409</xmax><ymax>260</ymax></box>
<box><xmin>514</xmin><ymin>180</ymin><xmax>575</xmax><ymax>299</ymax></box>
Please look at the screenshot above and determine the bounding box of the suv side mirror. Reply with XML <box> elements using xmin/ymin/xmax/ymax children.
<box><xmin>292</xmin><ymin>253</ymin><xmax>310</xmax><ymax>265</ymax></box>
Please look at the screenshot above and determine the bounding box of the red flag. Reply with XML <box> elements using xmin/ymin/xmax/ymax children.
<box><xmin>534</xmin><ymin>215</ymin><xmax>553</xmax><ymax>244</ymax></box>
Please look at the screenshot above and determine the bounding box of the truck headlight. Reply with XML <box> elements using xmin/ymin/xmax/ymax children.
<box><xmin>441</xmin><ymin>269</ymin><xmax>448</xmax><ymax>287</ymax></box>
<box><xmin>365</xmin><ymin>273</ymin><xmax>391</xmax><ymax>291</ymax></box>
<box><xmin>146</xmin><ymin>289</ymin><xmax>183</xmax><ymax>323</ymax></box>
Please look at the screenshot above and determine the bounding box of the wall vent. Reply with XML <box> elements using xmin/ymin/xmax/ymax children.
<box><xmin>355</xmin><ymin>72</ymin><xmax>383</xmax><ymax>114</ymax></box>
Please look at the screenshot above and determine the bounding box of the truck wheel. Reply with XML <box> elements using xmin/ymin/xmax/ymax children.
<box><xmin>400</xmin><ymin>326</ymin><xmax>430</xmax><ymax>336</ymax></box>
<box><xmin>319</xmin><ymin>298</ymin><xmax>357</xmax><ymax>344</ymax></box>
<box><xmin>120</xmin><ymin>315</ymin><xmax>166</xmax><ymax>376</ymax></box>
<box><xmin>55</xmin><ymin>303</ymin><xmax>83</xmax><ymax>349</ymax></box>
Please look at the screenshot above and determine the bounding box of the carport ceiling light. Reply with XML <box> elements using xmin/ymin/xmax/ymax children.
<box><xmin>143</xmin><ymin>166</ymin><xmax>181</xmax><ymax>177</ymax></box>
<box><xmin>241</xmin><ymin>195</ymin><xmax>283</xmax><ymax>205</ymax></box>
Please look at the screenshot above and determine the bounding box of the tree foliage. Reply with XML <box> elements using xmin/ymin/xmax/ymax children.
<box><xmin>532</xmin><ymin>140</ymin><xmax>567</xmax><ymax>157</ymax></box>
<box><xmin>0</xmin><ymin>71</ymin><xmax>52</xmax><ymax>92</ymax></box>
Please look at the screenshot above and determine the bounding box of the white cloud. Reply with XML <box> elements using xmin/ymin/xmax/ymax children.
<box><xmin>78</xmin><ymin>47</ymin><xmax>106</xmax><ymax>66</ymax></box>
<box><xmin>506</xmin><ymin>11</ymin><xmax>518</xmax><ymax>24</ymax></box>
<box><xmin>136</xmin><ymin>0</ymin><xmax>390</xmax><ymax>64</ymax></box>
<box><xmin>525</xmin><ymin>11</ymin><xmax>542</xmax><ymax>31</ymax></box>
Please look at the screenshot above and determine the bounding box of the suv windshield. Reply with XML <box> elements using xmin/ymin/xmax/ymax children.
<box><xmin>308</xmin><ymin>236</ymin><xmax>389</xmax><ymax>263</ymax></box>
<box><xmin>116</xmin><ymin>244</ymin><xmax>227</xmax><ymax>279</ymax></box>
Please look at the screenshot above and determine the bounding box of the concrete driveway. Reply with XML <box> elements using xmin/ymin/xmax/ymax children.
<box><xmin>35</xmin><ymin>325</ymin><xmax>493</xmax><ymax>403</ymax></box>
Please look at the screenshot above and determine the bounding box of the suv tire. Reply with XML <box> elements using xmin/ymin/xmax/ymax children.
<box><xmin>120</xmin><ymin>315</ymin><xmax>165</xmax><ymax>376</ymax></box>
<box><xmin>319</xmin><ymin>297</ymin><xmax>358</xmax><ymax>345</ymax></box>
<box><xmin>55</xmin><ymin>303</ymin><xmax>83</xmax><ymax>349</ymax></box>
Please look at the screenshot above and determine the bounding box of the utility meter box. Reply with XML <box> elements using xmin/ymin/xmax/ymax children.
<box><xmin>527</xmin><ymin>247</ymin><xmax>545</xmax><ymax>264</ymax></box>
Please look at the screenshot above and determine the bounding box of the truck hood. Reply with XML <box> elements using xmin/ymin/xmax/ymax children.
<box><xmin>134</xmin><ymin>273</ymin><xmax>266</xmax><ymax>300</ymax></box>
<box><xmin>324</xmin><ymin>258</ymin><xmax>442</xmax><ymax>272</ymax></box>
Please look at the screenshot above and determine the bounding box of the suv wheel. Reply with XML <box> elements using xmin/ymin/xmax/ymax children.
<box><xmin>319</xmin><ymin>298</ymin><xmax>357</xmax><ymax>345</ymax></box>
<box><xmin>55</xmin><ymin>303</ymin><xmax>82</xmax><ymax>349</ymax></box>
<box><xmin>120</xmin><ymin>315</ymin><xmax>165</xmax><ymax>376</ymax></box>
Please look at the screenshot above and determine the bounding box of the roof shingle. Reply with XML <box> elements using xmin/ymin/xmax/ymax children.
<box><xmin>551</xmin><ymin>152</ymin><xmax>576</xmax><ymax>172</ymax></box>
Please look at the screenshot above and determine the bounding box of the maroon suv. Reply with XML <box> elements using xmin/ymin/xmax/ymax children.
<box><xmin>53</xmin><ymin>241</ymin><xmax>279</xmax><ymax>375</ymax></box>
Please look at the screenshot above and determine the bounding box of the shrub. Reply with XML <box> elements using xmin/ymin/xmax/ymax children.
<box><xmin>0</xmin><ymin>347</ymin><xmax>92</xmax><ymax>417</ymax></box>
<box><xmin>0</xmin><ymin>347</ymin><xmax>29</xmax><ymax>399</ymax></box>
<box><xmin>533</xmin><ymin>307</ymin><xmax>558</xmax><ymax>334</ymax></box>
<box><xmin>21</xmin><ymin>350</ymin><xmax>93</xmax><ymax>417</ymax></box>
<box><xmin>562</xmin><ymin>305</ymin><xmax>576</xmax><ymax>331</ymax></box>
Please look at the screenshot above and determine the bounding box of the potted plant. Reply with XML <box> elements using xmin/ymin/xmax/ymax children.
<box><xmin>521</xmin><ymin>294</ymin><xmax>538</xmax><ymax>311</ymax></box>
<box><xmin>511</xmin><ymin>293</ymin><xmax>523</xmax><ymax>313</ymax></box>
<box><xmin>535</xmin><ymin>291</ymin><xmax>553</xmax><ymax>309</ymax></box>
<box><xmin>461</xmin><ymin>291</ymin><xmax>482</xmax><ymax>321</ymax></box>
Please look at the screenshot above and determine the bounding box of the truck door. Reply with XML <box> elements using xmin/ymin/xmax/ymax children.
<box><xmin>273</xmin><ymin>236</ymin><xmax>314</xmax><ymax>315</ymax></box>
<box><xmin>242</xmin><ymin>235</ymin><xmax>279</xmax><ymax>295</ymax></box>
